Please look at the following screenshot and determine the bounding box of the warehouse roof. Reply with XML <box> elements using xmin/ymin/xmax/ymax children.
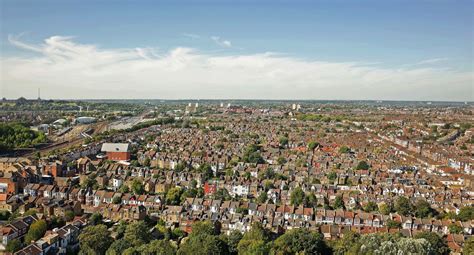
<box><xmin>101</xmin><ymin>143</ymin><xmax>129</xmax><ymax>152</ymax></box>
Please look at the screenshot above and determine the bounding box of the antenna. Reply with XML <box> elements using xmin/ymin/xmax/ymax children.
<box><xmin>38</xmin><ymin>88</ymin><xmax>41</xmax><ymax>100</ymax></box>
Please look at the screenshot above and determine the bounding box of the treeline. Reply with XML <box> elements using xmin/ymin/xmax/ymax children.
<box><xmin>77</xmin><ymin>218</ymin><xmax>463</xmax><ymax>255</ymax></box>
<box><xmin>124</xmin><ymin>117</ymin><xmax>176</xmax><ymax>132</ymax></box>
<box><xmin>0</xmin><ymin>122</ymin><xmax>47</xmax><ymax>152</ymax></box>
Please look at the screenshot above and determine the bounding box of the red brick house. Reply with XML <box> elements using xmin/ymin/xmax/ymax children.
<box><xmin>101</xmin><ymin>143</ymin><xmax>131</xmax><ymax>161</ymax></box>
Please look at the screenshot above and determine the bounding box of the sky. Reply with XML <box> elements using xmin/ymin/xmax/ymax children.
<box><xmin>0</xmin><ymin>0</ymin><xmax>473</xmax><ymax>101</ymax></box>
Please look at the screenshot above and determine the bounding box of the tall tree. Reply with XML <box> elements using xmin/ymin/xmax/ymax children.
<box><xmin>124</xmin><ymin>221</ymin><xmax>150</xmax><ymax>247</ymax></box>
<box><xmin>79</xmin><ymin>224</ymin><xmax>113</xmax><ymax>255</ymax></box>
<box><xmin>25</xmin><ymin>219</ymin><xmax>47</xmax><ymax>244</ymax></box>
<box><xmin>272</xmin><ymin>228</ymin><xmax>326</xmax><ymax>255</ymax></box>
<box><xmin>394</xmin><ymin>196</ymin><xmax>412</xmax><ymax>216</ymax></box>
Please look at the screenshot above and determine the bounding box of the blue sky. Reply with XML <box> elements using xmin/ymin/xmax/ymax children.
<box><xmin>1</xmin><ymin>0</ymin><xmax>473</xmax><ymax>100</ymax></box>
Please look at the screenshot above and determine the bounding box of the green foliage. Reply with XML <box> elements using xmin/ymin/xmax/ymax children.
<box><xmin>124</xmin><ymin>221</ymin><xmax>150</xmax><ymax>247</ymax></box>
<box><xmin>90</xmin><ymin>213</ymin><xmax>103</xmax><ymax>225</ymax></box>
<box><xmin>448</xmin><ymin>224</ymin><xmax>463</xmax><ymax>234</ymax></box>
<box><xmin>303</xmin><ymin>193</ymin><xmax>318</xmax><ymax>207</ymax></box>
<box><xmin>178</xmin><ymin>221</ymin><xmax>226</xmax><ymax>255</ymax></box>
<box><xmin>0</xmin><ymin>122</ymin><xmax>47</xmax><ymax>151</ymax></box>
<box><xmin>355</xmin><ymin>160</ymin><xmax>369</xmax><ymax>170</ymax></box>
<box><xmin>464</xmin><ymin>236</ymin><xmax>474</xmax><ymax>255</ymax></box>
<box><xmin>272</xmin><ymin>228</ymin><xmax>325</xmax><ymax>255</ymax></box>
<box><xmin>5</xmin><ymin>239</ymin><xmax>22</xmax><ymax>253</ymax></box>
<box><xmin>138</xmin><ymin>239</ymin><xmax>177</xmax><ymax>255</ymax></box>
<box><xmin>338</xmin><ymin>146</ymin><xmax>351</xmax><ymax>153</ymax></box>
<box><xmin>166</xmin><ymin>187</ymin><xmax>183</xmax><ymax>205</ymax></box>
<box><xmin>112</xmin><ymin>196</ymin><xmax>121</xmax><ymax>204</ymax></box>
<box><xmin>352</xmin><ymin>233</ymin><xmax>434</xmax><ymax>255</ymax></box>
<box><xmin>25</xmin><ymin>219</ymin><xmax>47</xmax><ymax>244</ymax></box>
<box><xmin>238</xmin><ymin>222</ymin><xmax>271</xmax><ymax>255</ymax></box>
<box><xmin>386</xmin><ymin>219</ymin><xmax>402</xmax><ymax>229</ymax></box>
<box><xmin>214</xmin><ymin>188</ymin><xmax>231</xmax><ymax>201</ymax></box>
<box><xmin>394</xmin><ymin>196</ymin><xmax>412</xmax><ymax>216</ymax></box>
<box><xmin>0</xmin><ymin>210</ymin><xmax>11</xmax><ymax>220</ymax></box>
<box><xmin>198</xmin><ymin>163</ymin><xmax>214</xmax><ymax>181</ymax></box>
<box><xmin>332</xmin><ymin>230</ymin><xmax>360</xmax><ymax>255</ymax></box>
<box><xmin>363</xmin><ymin>201</ymin><xmax>378</xmax><ymax>212</ymax></box>
<box><xmin>243</xmin><ymin>144</ymin><xmax>265</xmax><ymax>164</ymax></box>
<box><xmin>290</xmin><ymin>187</ymin><xmax>305</xmax><ymax>206</ymax></box>
<box><xmin>456</xmin><ymin>206</ymin><xmax>474</xmax><ymax>221</ymax></box>
<box><xmin>378</xmin><ymin>203</ymin><xmax>392</xmax><ymax>215</ymax></box>
<box><xmin>257</xmin><ymin>192</ymin><xmax>268</xmax><ymax>204</ymax></box>
<box><xmin>225</xmin><ymin>230</ymin><xmax>243</xmax><ymax>255</ymax></box>
<box><xmin>64</xmin><ymin>210</ymin><xmax>75</xmax><ymax>222</ymax></box>
<box><xmin>307</xmin><ymin>141</ymin><xmax>320</xmax><ymax>151</ymax></box>
<box><xmin>106</xmin><ymin>239</ymin><xmax>132</xmax><ymax>255</ymax></box>
<box><xmin>190</xmin><ymin>221</ymin><xmax>217</xmax><ymax>237</ymax></box>
<box><xmin>279</xmin><ymin>136</ymin><xmax>289</xmax><ymax>148</ymax></box>
<box><xmin>414</xmin><ymin>232</ymin><xmax>450</xmax><ymax>255</ymax></box>
<box><xmin>414</xmin><ymin>199</ymin><xmax>436</xmax><ymax>218</ymax></box>
<box><xmin>79</xmin><ymin>224</ymin><xmax>113</xmax><ymax>255</ymax></box>
<box><xmin>131</xmin><ymin>179</ymin><xmax>145</xmax><ymax>195</ymax></box>
<box><xmin>277</xmin><ymin>156</ymin><xmax>287</xmax><ymax>165</ymax></box>
<box><xmin>333</xmin><ymin>195</ymin><xmax>345</xmax><ymax>209</ymax></box>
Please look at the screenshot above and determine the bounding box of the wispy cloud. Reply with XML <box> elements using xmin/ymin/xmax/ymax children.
<box><xmin>416</xmin><ymin>58</ymin><xmax>448</xmax><ymax>65</ymax></box>
<box><xmin>182</xmin><ymin>33</ymin><xmax>200</xmax><ymax>39</ymax></box>
<box><xmin>1</xmin><ymin>35</ymin><xmax>472</xmax><ymax>101</ymax></box>
<box><xmin>211</xmin><ymin>36</ymin><xmax>232</xmax><ymax>48</ymax></box>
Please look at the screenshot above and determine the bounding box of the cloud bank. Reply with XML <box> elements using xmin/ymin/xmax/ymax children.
<box><xmin>1</xmin><ymin>35</ymin><xmax>472</xmax><ymax>101</ymax></box>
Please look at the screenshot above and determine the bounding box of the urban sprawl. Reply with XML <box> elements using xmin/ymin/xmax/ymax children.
<box><xmin>0</xmin><ymin>98</ymin><xmax>473</xmax><ymax>255</ymax></box>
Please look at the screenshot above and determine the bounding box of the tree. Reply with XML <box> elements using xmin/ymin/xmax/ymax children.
<box><xmin>379</xmin><ymin>202</ymin><xmax>392</xmax><ymax>215</ymax></box>
<box><xmin>277</xmin><ymin>156</ymin><xmax>287</xmax><ymax>165</ymax></box>
<box><xmin>338</xmin><ymin>146</ymin><xmax>350</xmax><ymax>153</ymax></box>
<box><xmin>178</xmin><ymin>221</ymin><xmax>226</xmax><ymax>255</ymax></box>
<box><xmin>355</xmin><ymin>160</ymin><xmax>369</xmax><ymax>170</ymax></box>
<box><xmin>414</xmin><ymin>232</ymin><xmax>450</xmax><ymax>255</ymax></box>
<box><xmin>279</xmin><ymin>136</ymin><xmax>289</xmax><ymax>148</ymax></box>
<box><xmin>25</xmin><ymin>219</ymin><xmax>47</xmax><ymax>244</ymax></box>
<box><xmin>112</xmin><ymin>196</ymin><xmax>122</xmax><ymax>204</ymax></box>
<box><xmin>257</xmin><ymin>192</ymin><xmax>268</xmax><ymax>204</ymax></box>
<box><xmin>272</xmin><ymin>228</ymin><xmax>325</xmax><ymax>255</ymax></box>
<box><xmin>307</xmin><ymin>141</ymin><xmax>320</xmax><ymax>151</ymax></box>
<box><xmin>394</xmin><ymin>196</ymin><xmax>412</xmax><ymax>216</ymax></box>
<box><xmin>106</xmin><ymin>239</ymin><xmax>132</xmax><ymax>255</ymax></box>
<box><xmin>124</xmin><ymin>221</ymin><xmax>150</xmax><ymax>247</ymax></box>
<box><xmin>64</xmin><ymin>210</ymin><xmax>75</xmax><ymax>222</ymax></box>
<box><xmin>131</xmin><ymin>179</ymin><xmax>145</xmax><ymax>195</ymax></box>
<box><xmin>448</xmin><ymin>224</ymin><xmax>463</xmax><ymax>234</ymax></box>
<box><xmin>456</xmin><ymin>206</ymin><xmax>474</xmax><ymax>221</ymax></box>
<box><xmin>79</xmin><ymin>224</ymin><xmax>113</xmax><ymax>255</ymax></box>
<box><xmin>138</xmin><ymin>239</ymin><xmax>177</xmax><ymax>255</ymax></box>
<box><xmin>332</xmin><ymin>230</ymin><xmax>360</xmax><ymax>255</ymax></box>
<box><xmin>225</xmin><ymin>230</ymin><xmax>243</xmax><ymax>255</ymax></box>
<box><xmin>238</xmin><ymin>222</ymin><xmax>270</xmax><ymax>255</ymax></box>
<box><xmin>333</xmin><ymin>195</ymin><xmax>345</xmax><ymax>209</ymax></box>
<box><xmin>166</xmin><ymin>187</ymin><xmax>183</xmax><ymax>205</ymax></box>
<box><xmin>5</xmin><ymin>239</ymin><xmax>22</xmax><ymax>253</ymax></box>
<box><xmin>290</xmin><ymin>187</ymin><xmax>305</xmax><ymax>206</ymax></box>
<box><xmin>363</xmin><ymin>201</ymin><xmax>378</xmax><ymax>212</ymax></box>
<box><xmin>190</xmin><ymin>221</ymin><xmax>217</xmax><ymax>237</ymax></box>
<box><xmin>464</xmin><ymin>236</ymin><xmax>474</xmax><ymax>255</ymax></box>
<box><xmin>414</xmin><ymin>199</ymin><xmax>435</xmax><ymax>218</ymax></box>
<box><xmin>386</xmin><ymin>219</ymin><xmax>402</xmax><ymax>229</ymax></box>
<box><xmin>89</xmin><ymin>212</ymin><xmax>103</xmax><ymax>225</ymax></box>
<box><xmin>303</xmin><ymin>193</ymin><xmax>317</xmax><ymax>207</ymax></box>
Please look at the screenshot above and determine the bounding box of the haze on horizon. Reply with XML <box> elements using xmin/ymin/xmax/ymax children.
<box><xmin>1</xmin><ymin>0</ymin><xmax>473</xmax><ymax>101</ymax></box>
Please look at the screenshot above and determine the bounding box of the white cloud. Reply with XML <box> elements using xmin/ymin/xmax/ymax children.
<box><xmin>182</xmin><ymin>33</ymin><xmax>200</xmax><ymax>39</ymax></box>
<box><xmin>1</xmin><ymin>35</ymin><xmax>473</xmax><ymax>101</ymax></box>
<box><xmin>211</xmin><ymin>36</ymin><xmax>232</xmax><ymax>48</ymax></box>
<box><xmin>416</xmin><ymin>58</ymin><xmax>448</xmax><ymax>65</ymax></box>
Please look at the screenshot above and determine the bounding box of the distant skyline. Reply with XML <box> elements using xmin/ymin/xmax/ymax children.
<box><xmin>1</xmin><ymin>0</ymin><xmax>473</xmax><ymax>101</ymax></box>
